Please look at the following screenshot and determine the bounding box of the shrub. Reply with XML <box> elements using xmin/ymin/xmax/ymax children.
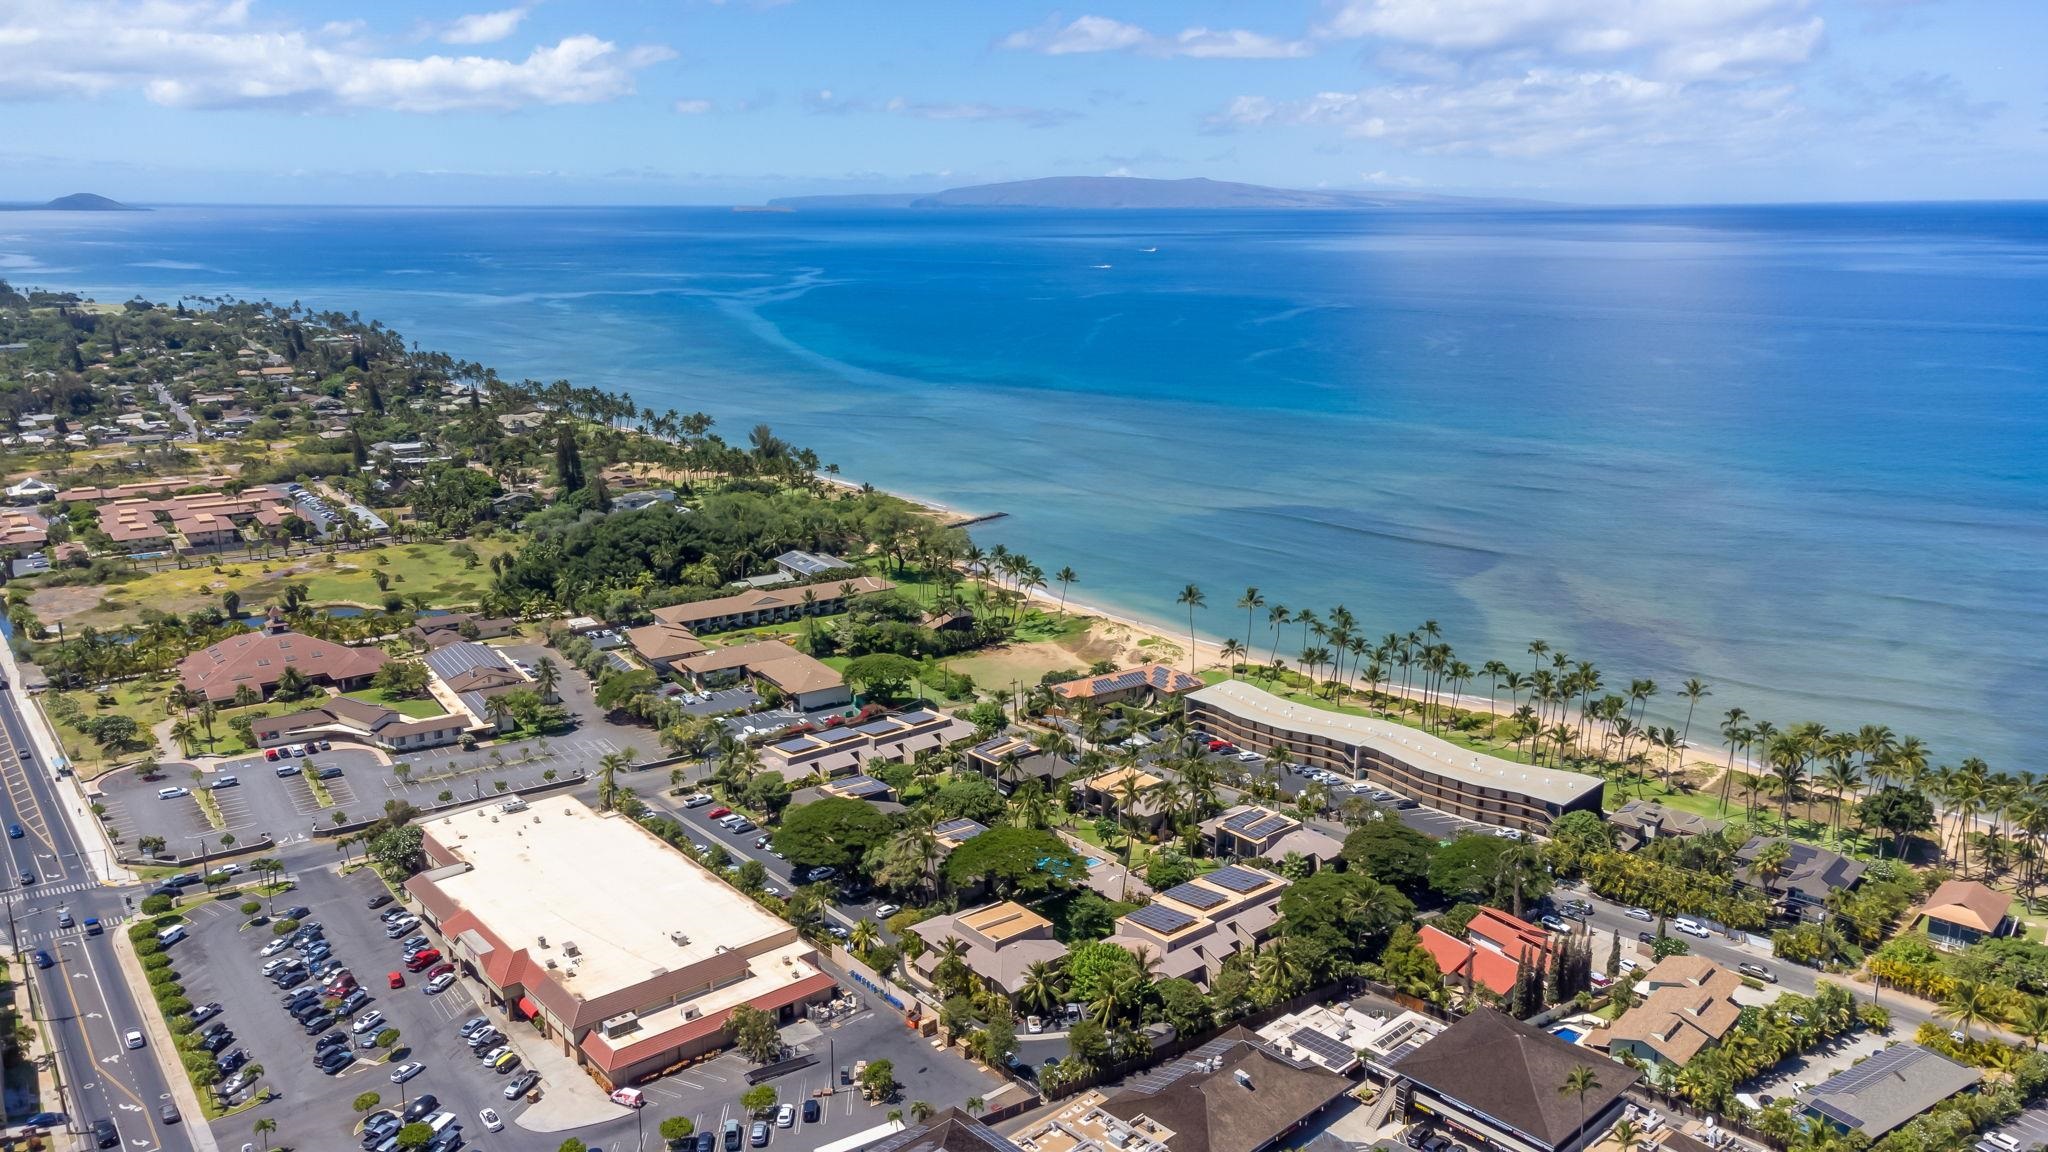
<box><xmin>140</xmin><ymin>894</ymin><xmax>174</xmax><ymax>915</ymax></box>
<box><xmin>240</xmin><ymin>900</ymin><xmax>262</xmax><ymax>916</ymax></box>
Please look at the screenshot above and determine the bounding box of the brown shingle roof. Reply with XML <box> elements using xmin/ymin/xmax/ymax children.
<box><xmin>179</xmin><ymin>628</ymin><xmax>387</xmax><ymax>701</ymax></box>
<box><xmin>1098</xmin><ymin>1030</ymin><xmax>1351</xmax><ymax>1152</ymax></box>
<box><xmin>1393</xmin><ymin>1008</ymin><xmax>1640</xmax><ymax>1150</ymax></box>
<box><xmin>1919</xmin><ymin>879</ymin><xmax>2010</xmax><ymax>935</ymax></box>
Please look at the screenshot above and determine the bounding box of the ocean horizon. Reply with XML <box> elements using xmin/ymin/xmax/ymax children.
<box><xmin>4</xmin><ymin>202</ymin><xmax>2043</xmax><ymax>765</ymax></box>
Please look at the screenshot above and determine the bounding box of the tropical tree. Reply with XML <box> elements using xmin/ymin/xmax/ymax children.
<box><xmin>1174</xmin><ymin>584</ymin><xmax>1205</xmax><ymax>676</ymax></box>
<box><xmin>1558</xmin><ymin>1065</ymin><xmax>1603</xmax><ymax>1152</ymax></box>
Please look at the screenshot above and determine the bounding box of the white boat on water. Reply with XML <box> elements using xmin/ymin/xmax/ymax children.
<box><xmin>1139</xmin><ymin>246</ymin><xmax>1158</xmax><ymax>253</ymax></box>
<box><xmin>1091</xmin><ymin>263</ymin><xmax>1113</xmax><ymax>269</ymax></box>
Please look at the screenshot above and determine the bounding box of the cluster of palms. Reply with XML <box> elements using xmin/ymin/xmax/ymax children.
<box><xmin>1663</xmin><ymin>983</ymin><xmax>1863</xmax><ymax>1113</ymax></box>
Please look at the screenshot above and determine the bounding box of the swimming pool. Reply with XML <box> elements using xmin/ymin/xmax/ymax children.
<box><xmin>1550</xmin><ymin>1027</ymin><xmax>1585</xmax><ymax>1044</ymax></box>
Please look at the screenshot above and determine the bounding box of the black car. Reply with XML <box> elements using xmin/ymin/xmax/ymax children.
<box><xmin>292</xmin><ymin>1002</ymin><xmax>328</xmax><ymax>1024</ymax></box>
<box><xmin>199</xmin><ymin>1020</ymin><xmax>228</xmax><ymax>1039</ymax></box>
<box><xmin>802</xmin><ymin>1100</ymin><xmax>821</xmax><ymax>1123</ymax></box>
<box><xmin>1637</xmin><ymin>931</ymin><xmax>1657</xmax><ymax>945</ymax></box>
<box><xmin>282</xmin><ymin>905</ymin><xmax>311</xmax><ymax>921</ymax></box>
<box><xmin>319</xmin><ymin>1049</ymin><xmax>356</xmax><ymax>1074</ymax></box>
<box><xmin>282</xmin><ymin>990</ymin><xmax>318</xmax><ymax>1012</ymax></box>
<box><xmin>696</xmin><ymin>1131</ymin><xmax>719</xmax><ymax>1152</ymax></box>
<box><xmin>368</xmin><ymin>893</ymin><xmax>394</xmax><ymax>909</ymax></box>
<box><xmin>160</xmin><ymin>1102</ymin><xmax>180</xmax><ymax>1125</ymax></box>
<box><xmin>200</xmin><ymin>1029</ymin><xmax>236</xmax><ymax>1053</ymax></box>
<box><xmin>402</xmin><ymin>1094</ymin><xmax>440</xmax><ymax>1123</ymax></box>
<box><xmin>274</xmin><ymin>969</ymin><xmax>308</xmax><ymax>990</ymax></box>
<box><xmin>301</xmin><ymin>1012</ymin><xmax>336</xmax><ymax>1034</ymax></box>
<box><xmin>93</xmin><ymin>1119</ymin><xmax>119</xmax><ymax>1148</ymax></box>
<box><xmin>216</xmin><ymin>1048</ymin><xmax>249</xmax><ymax>1075</ymax></box>
<box><xmin>315</xmin><ymin>1031</ymin><xmax>348</xmax><ymax>1051</ymax></box>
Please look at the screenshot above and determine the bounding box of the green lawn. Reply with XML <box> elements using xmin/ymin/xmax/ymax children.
<box><xmin>343</xmin><ymin>688</ymin><xmax>451</xmax><ymax>720</ymax></box>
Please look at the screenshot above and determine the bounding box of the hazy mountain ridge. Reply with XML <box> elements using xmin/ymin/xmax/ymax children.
<box><xmin>0</xmin><ymin>193</ymin><xmax>145</xmax><ymax>212</ymax></box>
<box><xmin>768</xmin><ymin>176</ymin><xmax>1543</xmax><ymax>211</ymax></box>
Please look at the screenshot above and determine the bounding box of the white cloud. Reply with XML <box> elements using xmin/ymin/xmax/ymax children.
<box><xmin>673</xmin><ymin>98</ymin><xmax>714</xmax><ymax>114</ymax></box>
<box><xmin>0</xmin><ymin>0</ymin><xmax>671</xmax><ymax>113</ymax></box>
<box><xmin>1002</xmin><ymin>15</ymin><xmax>1308</xmax><ymax>59</ymax></box>
<box><xmin>440</xmin><ymin>6</ymin><xmax>531</xmax><ymax>46</ymax></box>
<box><xmin>882</xmin><ymin>97</ymin><xmax>1079</xmax><ymax>128</ymax></box>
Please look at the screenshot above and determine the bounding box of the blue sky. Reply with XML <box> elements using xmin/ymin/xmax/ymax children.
<box><xmin>1</xmin><ymin>0</ymin><xmax>2041</xmax><ymax>204</ymax></box>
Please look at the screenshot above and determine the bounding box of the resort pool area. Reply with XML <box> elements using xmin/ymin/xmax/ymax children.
<box><xmin>1039</xmin><ymin>855</ymin><xmax>1104</xmax><ymax>871</ymax></box>
<box><xmin>1550</xmin><ymin>1027</ymin><xmax>1586</xmax><ymax>1044</ymax></box>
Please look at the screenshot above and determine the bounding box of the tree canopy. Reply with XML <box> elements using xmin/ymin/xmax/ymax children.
<box><xmin>772</xmin><ymin>798</ymin><xmax>895</xmax><ymax>873</ymax></box>
<box><xmin>942</xmin><ymin>826</ymin><xmax>1079</xmax><ymax>899</ymax></box>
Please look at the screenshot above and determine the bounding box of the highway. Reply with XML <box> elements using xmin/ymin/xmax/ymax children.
<box><xmin>0</xmin><ymin>686</ymin><xmax>196</xmax><ymax>1152</ymax></box>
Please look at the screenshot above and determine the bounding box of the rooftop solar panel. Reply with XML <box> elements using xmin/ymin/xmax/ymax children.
<box><xmin>1206</xmin><ymin>865</ymin><xmax>1274</xmax><ymax>893</ymax></box>
<box><xmin>1222</xmin><ymin>809</ymin><xmax>1268</xmax><ymax>834</ymax></box>
<box><xmin>1126</xmin><ymin>903</ymin><xmax>1198</xmax><ymax>935</ymax></box>
<box><xmin>1159</xmin><ymin>882</ymin><xmax>1227</xmax><ymax>910</ymax></box>
<box><xmin>933</xmin><ymin>818</ymin><xmax>988</xmax><ymax>840</ymax></box>
<box><xmin>1288</xmin><ymin>1029</ymin><xmax>1357</xmax><ymax>1065</ymax></box>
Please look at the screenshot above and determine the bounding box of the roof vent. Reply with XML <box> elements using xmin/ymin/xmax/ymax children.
<box><xmin>546</xmin><ymin>958</ymin><xmax>559</xmax><ymax>969</ymax></box>
<box><xmin>1233</xmin><ymin>1069</ymin><xmax>1253</xmax><ymax>1089</ymax></box>
<box><xmin>563</xmin><ymin>941</ymin><xmax>581</xmax><ymax>957</ymax></box>
<box><xmin>538</xmin><ymin>936</ymin><xmax>549</xmax><ymax>949</ymax></box>
<box><xmin>670</xmin><ymin>931</ymin><xmax>691</xmax><ymax>947</ymax></box>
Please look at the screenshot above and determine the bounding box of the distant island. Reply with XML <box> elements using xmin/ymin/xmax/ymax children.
<box><xmin>0</xmin><ymin>193</ymin><xmax>144</xmax><ymax>212</ymax></box>
<box><xmin>766</xmin><ymin>176</ymin><xmax>1543</xmax><ymax>211</ymax></box>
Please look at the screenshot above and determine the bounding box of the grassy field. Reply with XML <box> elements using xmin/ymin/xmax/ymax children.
<box><xmin>342</xmin><ymin>688</ymin><xmax>449</xmax><ymax>719</ymax></box>
<box><xmin>46</xmin><ymin>680</ymin><xmax>288</xmax><ymax>771</ymax></box>
<box><xmin>29</xmin><ymin>539</ymin><xmax>517</xmax><ymax>629</ymax></box>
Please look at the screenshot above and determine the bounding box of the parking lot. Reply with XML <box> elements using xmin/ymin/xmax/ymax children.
<box><xmin>1985</xmin><ymin>1105</ymin><xmax>2048</xmax><ymax>1152</ymax></box>
<box><xmin>166</xmin><ymin>862</ymin><xmax>591</xmax><ymax>1152</ymax></box>
<box><xmin>1739</xmin><ymin>1027</ymin><xmax>1890</xmax><ymax>1106</ymax></box>
<box><xmin>99</xmin><ymin>734</ymin><xmax>623</xmax><ymax>855</ymax></box>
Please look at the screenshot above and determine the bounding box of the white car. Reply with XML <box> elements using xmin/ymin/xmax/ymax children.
<box><xmin>480</xmin><ymin>1108</ymin><xmax>504</xmax><ymax>1132</ymax></box>
<box><xmin>875</xmin><ymin>903</ymin><xmax>901</xmax><ymax>919</ymax></box>
<box><xmin>157</xmin><ymin>787</ymin><xmax>190</xmax><ymax>799</ymax></box>
<box><xmin>1624</xmin><ymin>907</ymin><xmax>1654</xmax><ymax>921</ymax></box>
<box><xmin>776</xmin><ymin>1104</ymin><xmax>796</xmax><ymax>1128</ymax></box>
<box><xmin>260</xmin><ymin>937</ymin><xmax>291</xmax><ymax>957</ymax></box>
<box><xmin>389</xmin><ymin>1061</ymin><xmax>425</xmax><ymax>1084</ymax></box>
<box><xmin>1026</xmin><ymin>1016</ymin><xmax>1043</xmax><ymax>1034</ymax></box>
<box><xmin>125</xmin><ymin>1030</ymin><xmax>145</xmax><ymax>1049</ymax></box>
<box><xmin>352</xmin><ymin>1011</ymin><xmax>385</xmax><ymax>1034</ymax></box>
<box><xmin>260</xmin><ymin>957</ymin><xmax>293</xmax><ymax>976</ymax></box>
<box><xmin>425</xmin><ymin>972</ymin><xmax>457</xmax><ymax>994</ymax></box>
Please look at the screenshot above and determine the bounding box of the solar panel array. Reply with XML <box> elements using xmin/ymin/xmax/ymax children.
<box><xmin>933</xmin><ymin>818</ymin><xmax>988</xmax><ymax>841</ymax></box>
<box><xmin>1805</xmin><ymin>1043</ymin><xmax>1933</xmax><ymax>1128</ymax></box>
<box><xmin>1206</xmin><ymin>865</ymin><xmax>1274</xmax><ymax>893</ymax></box>
<box><xmin>1159</xmin><ymin>881</ymin><xmax>1227</xmax><ymax>910</ymax></box>
<box><xmin>1223</xmin><ymin>809</ymin><xmax>1294</xmax><ymax>840</ymax></box>
<box><xmin>1126</xmin><ymin>902</ymin><xmax>1198</xmax><ymax>935</ymax></box>
<box><xmin>836</xmin><ymin>776</ymin><xmax>889</xmax><ymax>797</ymax></box>
<box><xmin>1287</xmin><ymin>1029</ymin><xmax>1356</xmax><ymax>1066</ymax></box>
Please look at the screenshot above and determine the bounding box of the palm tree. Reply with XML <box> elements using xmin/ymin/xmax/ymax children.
<box><xmin>909</xmin><ymin>1101</ymin><xmax>935</xmax><ymax>1123</ymax></box>
<box><xmin>1054</xmin><ymin>567</ymin><xmax>1078</xmax><ymax>614</ymax></box>
<box><xmin>1610</xmin><ymin>1119</ymin><xmax>1644</xmax><ymax>1152</ymax></box>
<box><xmin>1018</xmin><ymin>960</ymin><xmax>1064</xmax><ymax>1017</ymax></box>
<box><xmin>1558</xmin><ymin>1065</ymin><xmax>1603</xmax><ymax>1152</ymax></box>
<box><xmin>252</xmin><ymin>1115</ymin><xmax>278</xmax><ymax>1150</ymax></box>
<box><xmin>1174</xmin><ymin>584</ymin><xmax>1205</xmax><ymax>676</ymax></box>
<box><xmin>1236</xmin><ymin>587</ymin><xmax>1264</xmax><ymax>664</ymax></box>
<box><xmin>1265</xmin><ymin>603</ymin><xmax>1289</xmax><ymax>666</ymax></box>
<box><xmin>597</xmin><ymin>750</ymin><xmax>633</xmax><ymax>811</ymax></box>
<box><xmin>1942</xmin><ymin>981</ymin><xmax>1993</xmax><ymax>1042</ymax></box>
<box><xmin>1677</xmin><ymin>678</ymin><xmax>1712</xmax><ymax>753</ymax></box>
<box><xmin>1219</xmin><ymin>639</ymin><xmax>1247</xmax><ymax>675</ymax></box>
<box><xmin>2010</xmin><ymin>997</ymin><xmax>2048</xmax><ymax>1050</ymax></box>
<box><xmin>533</xmin><ymin>656</ymin><xmax>560</xmax><ymax>699</ymax></box>
<box><xmin>848</xmin><ymin>918</ymin><xmax>879</xmax><ymax>956</ymax></box>
<box><xmin>964</xmin><ymin>1097</ymin><xmax>986</xmax><ymax>1117</ymax></box>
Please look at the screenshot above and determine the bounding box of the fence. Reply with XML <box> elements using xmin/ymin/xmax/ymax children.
<box><xmin>310</xmin><ymin>770</ymin><xmax>590</xmax><ymax>839</ymax></box>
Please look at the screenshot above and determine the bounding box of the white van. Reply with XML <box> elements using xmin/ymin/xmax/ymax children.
<box><xmin>1673</xmin><ymin>917</ymin><xmax>1711</xmax><ymax>939</ymax></box>
<box><xmin>157</xmin><ymin>787</ymin><xmax>189</xmax><ymax>800</ymax></box>
<box><xmin>426</xmin><ymin>1111</ymin><xmax>459</xmax><ymax>1135</ymax></box>
<box><xmin>156</xmin><ymin>925</ymin><xmax>186</xmax><ymax>947</ymax></box>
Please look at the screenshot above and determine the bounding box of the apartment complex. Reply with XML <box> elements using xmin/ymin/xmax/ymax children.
<box><xmin>651</xmin><ymin>575</ymin><xmax>894</xmax><ymax>634</ymax></box>
<box><xmin>759</xmin><ymin>708</ymin><xmax>973</xmax><ymax>780</ymax></box>
<box><xmin>1184</xmin><ymin>680</ymin><xmax>1605</xmax><ymax>833</ymax></box>
<box><xmin>907</xmin><ymin>901</ymin><xmax>1069</xmax><ymax>996</ymax></box>
<box><xmin>406</xmin><ymin>798</ymin><xmax>836</xmax><ymax>1088</ymax></box>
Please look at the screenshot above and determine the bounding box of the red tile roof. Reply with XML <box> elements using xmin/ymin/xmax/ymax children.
<box><xmin>578</xmin><ymin>971</ymin><xmax>838</xmax><ymax>1074</ymax></box>
<box><xmin>178</xmin><ymin>628</ymin><xmax>388</xmax><ymax>700</ymax></box>
<box><xmin>1419</xmin><ymin>924</ymin><xmax>1523</xmax><ymax>996</ymax></box>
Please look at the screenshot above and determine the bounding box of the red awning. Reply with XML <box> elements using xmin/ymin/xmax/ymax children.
<box><xmin>517</xmin><ymin>997</ymin><xmax>541</xmax><ymax>1019</ymax></box>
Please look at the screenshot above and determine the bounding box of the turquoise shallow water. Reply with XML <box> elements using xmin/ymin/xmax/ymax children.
<box><xmin>3</xmin><ymin>203</ymin><xmax>2044</xmax><ymax>763</ymax></box>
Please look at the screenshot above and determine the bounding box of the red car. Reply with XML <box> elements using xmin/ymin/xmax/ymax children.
<box><xmin>264</xmin><ymin>748</ymin><xmax>281</xmax><ymax>762</ymax></box>
<box><xmin>325</xmin><ymin>975</ymin><xmax>358</xmax><ymax>996</ymax></box>
<box><xmin>404</xmin><ymin>949</ymin><xmax>442</xmax><ymax>972</ymax></box>
<box><xmin>387</xmin><ymin>971</ymin><xmax>405</xmax><ymax>989</ymax></box>
<box><xmin>427</xmin><ymin>961</ymin><xmax>455</xmax><ymax>979</ymax></box>
<box><xmin>1207</xmin><ymin>740</ymin><xmax>1233</xmax><ymax>753</ymax></box>
<box><xmin>706</xmin><ymin>806</ymin><xmax>732</xmax><ymax>820</ymax></box>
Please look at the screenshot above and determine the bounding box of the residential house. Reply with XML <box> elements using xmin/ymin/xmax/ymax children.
<box><xmin>1601</xmin><ymin>955</ymin><xmax>1743</xmax><ymax>1070</ymax></box>
<box><xmin>1736</xmin><ymin>838</ymin><xmax>1866</xmax><ymax>921</ymax></box>
<box><xmin>1916</xmin><ymin>879</ymin><xmax>2013</xmax><ymax>950</ymax></box>
<box><xmin>1608</xmin><ymin>800</ymin><xmax>1726</xmax><ymax>852</ymax></box>
<box><xmin>1082</xmin><ymin>766</ymin><xmax>1171</xmax><ymax>833</ymax></box>
<box><xmin>1013</xmin><ymin>1030</ymin><xmax>1351</xmax><ymax>1152</ymax></box>
<box><xmin>964</xmin><ymin>733</ymin><xmax>1075</xmax><ymax>792</ymax></box>
<box><xmin>758</xmin><ymin>708</ymin><xmax>972</xmax><ymax>781</ymax></box>
<box><xmin>1801</xmin><ymin>1043</ymin><xmax>1979</xmax><ymax>1140</ymax></box>
<box><xmin>1053</xmin><ymin>664</ymin><xmax>1203</xmax><ymax>709</ymax></box>
<box><xmin>1417</xmin><ymin>907</ymin><xmax>1554</xmax><ymax>999</ymax></box>
<box><xmin>1104</xmin><ymin>864</ymin><xmax>1291</xmax><ymax>988</ymax></box>
<box><xmin>1392</xmin><ymin>1008</ymin><xmax>1641</xmax><ymax>1152</ymax></box>
<box><xmin>1199</xmin><ymin>805</ymin><xmax>1345</xmax><ymax>871</ymax></box>
<box><xmin>907</xmin><ymin>901</ymin><xmax>1069</xmax><ymax>997</ymax></box>
<box><xmin>403</xmin><ymin>612</ymin><xmax>521</xmax><ymax>650</ymax></box>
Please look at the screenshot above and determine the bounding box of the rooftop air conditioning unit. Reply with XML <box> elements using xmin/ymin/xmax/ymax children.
<box><xmin>683</xmin><ymin>1006</ymin><xmax>702</xmax><ymax>1021</ymax></box>
<box><xmin>538</xmin><ymin>936</ymin><xmax>549</xmax><ymax>949</ymax></box>
<box><xmin>670</xmin><ymin>932</ymin><xmax>691</xmax><ymax>946</ymax></box>
<box><xmin>546</xmin><ymin>958</ymin><xmax>559</xmax><ymax>970</ymax></box>
<box><xmin>1233</xmin><ymin>1069</ymin><xmax>1253</xmax><ymax>1088</ymax></box>
<box><xmin>563</xmin><ymin>941</ymin><xmax>581</xmax><ymax>957</ymax></box>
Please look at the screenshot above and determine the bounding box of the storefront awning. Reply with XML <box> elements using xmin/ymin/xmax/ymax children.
<box><xmin>517</xmin><ymin>996</ymin><xmax>541</xmax><ymax>1020</ymax></box>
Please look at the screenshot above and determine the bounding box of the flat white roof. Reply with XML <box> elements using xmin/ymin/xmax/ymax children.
<box><xmin>420</xmin><ymin>797</ymin><xmax>794</xmax><ymax>1000</ymax></box>
<box><xmin>1187</xmin><ymin>680</ymin><xmax>1604</xmax><ymax>806</ymax></box>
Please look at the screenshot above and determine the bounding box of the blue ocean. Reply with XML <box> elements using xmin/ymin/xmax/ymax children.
<box><xmin>4</xmin><ymin>203</ymin><xmax>2044</xmax><ymax>764</ymax></box>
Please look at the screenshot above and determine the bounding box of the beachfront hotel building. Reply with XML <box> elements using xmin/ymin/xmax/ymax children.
<box><xmin>405</xmin><ymin>796</ymin><xmax>836</xmax><ymax>1089</ymax></box>
<box><xmin>1183</xmin><ymin>681</ymin><xmax>1605</xmax><ymax>834</ymax></box>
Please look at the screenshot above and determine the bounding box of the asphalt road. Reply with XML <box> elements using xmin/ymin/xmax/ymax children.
<box><xmin>0</xmin><ymin>688</ymin><xmax>197</xmax><ymax>1152</ymax></box>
